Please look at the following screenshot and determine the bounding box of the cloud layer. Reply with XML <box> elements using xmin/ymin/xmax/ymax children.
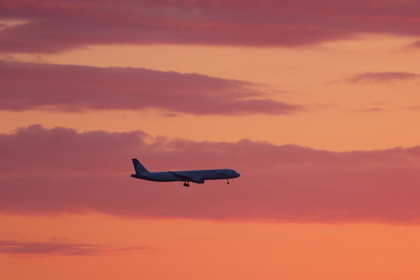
<box><xmin>0</xmin><ymin>60</ymin><xmax>301</xmax><ymax>115</ymax></box>
<box><xmin>2</xmin><ymin>125</ymin><xmax>420</xmax><ymax>224</ymax></box>
<box><xmin>347</xmin><ymin>72</ymin><xmax>420</xmax><ymax>84</ymax></box>
<box><xmin>0</xmin><ymin>239</ymin><xmax>145</xmax><ymax>256</ymax></box>
<box><xmin>1</xmin><ymin>0</ymin><xmax>420</xmax><ymax>53</ymax></box>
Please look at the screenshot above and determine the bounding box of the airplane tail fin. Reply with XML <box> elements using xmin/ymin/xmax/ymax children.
<box><xmin>132</xmin><ymin>158</ymin><xmax>149</xmax><ymax>174</ymax></box>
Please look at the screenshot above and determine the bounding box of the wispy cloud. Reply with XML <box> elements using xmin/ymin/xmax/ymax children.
<box><xmin>1</xmin><ymin>0</ymin><xmax>420</xmax><ymax>53</ymax></box>
<box><xmin>346</xmin><ymin>72</ymin><xmax>420</xmax><ymax>84</ymax></box>
<box><xmin>0</xmin><ymin>239</ymin><xmax>146</xmax><ymax>257</ymax></box>
<box><xmin>2</xmin><ymin>125</ymin><xmax>420</xmax><ymax>224</ymax></box>
<box><xmin>410</xmin><ymin>40</ymin><xmax>420</xmax><ymax>48</ymax></box>
<box><xmin>0</xmin><ymin>60</ymin><xmax>302</xmax><ymax>115</ymax></box>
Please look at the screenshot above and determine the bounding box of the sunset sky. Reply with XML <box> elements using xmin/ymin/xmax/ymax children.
<box><xmin>2</xmin><ymin>0</ymin><xmax>420</xmax><ymax>279</ymax></box>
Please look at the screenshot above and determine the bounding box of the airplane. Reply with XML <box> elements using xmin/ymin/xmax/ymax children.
<box><xmin>130</xmin><ymin>158</ymin><xmax>240</xmax><ymax>187</ymax></box>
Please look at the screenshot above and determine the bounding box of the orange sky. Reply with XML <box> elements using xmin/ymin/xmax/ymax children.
<box><xmin>2</xmin><ymin>1</ymin><xmax>420</xmax><ymax>279</ymax></box>
<box><xmin>3</xmin><ymin>36</ymin><xmax>420</xmax><ymax>150</ymax></box>
<box><xmin>3</xmin><ymin>214</ymin><xmax>420</xmax><ymax>280</ymax></box>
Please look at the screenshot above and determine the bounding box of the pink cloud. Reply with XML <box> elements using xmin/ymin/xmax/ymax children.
<box><xmin>1</xmin><ymin>0</ymin><xmax>420</xmax><ymax>53</ymax></box>
<box><xmin>0</xmin><ymin>239</ymin><xmax>146</xmax><ymax>256</ymax></box>
<box><xmin>0</xmin><ymin>60</ymin><xmax>301</xmax><ymax>115</ymax></box>
<box><xmin>411</xmin><ymin>40</ymin><xmax>420</xmax><ymax>48</ymax></box>
<box><xmin>2</xmin><ymin>125</ymin><xmax>420</xmax><ymax>224</ymax></box>
<box><xmin>347</xmin><ymin>72</ymin><xmax>420</xmax><ymax>84</ymax></box>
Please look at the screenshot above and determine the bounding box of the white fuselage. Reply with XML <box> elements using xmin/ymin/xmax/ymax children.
<box><xmin>131</xmin><ymin>169</ymin><xmax>240</xmax><ymax>183</ymax></box>
<box><xmin>130</xmin><ymin>158</ymin><xmax>240</xmax><ymax>185</ymax></box>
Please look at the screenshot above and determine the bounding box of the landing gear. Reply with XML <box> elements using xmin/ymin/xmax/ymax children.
<box><xmin>183</xmin><ymin>182</ymin><xmax>190</xmax><ymax>187</ymax></box>
<box><xmin>226</xmin><ymin>178</ymin><xmax>230</xmax><ymax>185</ymax></box>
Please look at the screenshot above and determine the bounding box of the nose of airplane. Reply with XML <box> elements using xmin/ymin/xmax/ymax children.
<box><xmin>234</xmin><ymin>171</ymin><xmax>240</xmax><ymax>178</ymax></box>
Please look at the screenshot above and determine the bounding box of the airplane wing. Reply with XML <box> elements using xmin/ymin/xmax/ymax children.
<box><xmin>170</xmin><ymin>171</ymin><xmax>193</xmax><ymax>181</ymax></box>
<box><xmin>170</xmin><ymin>171</ymin><xmax>204</xmax><ymax>183</ymax></box>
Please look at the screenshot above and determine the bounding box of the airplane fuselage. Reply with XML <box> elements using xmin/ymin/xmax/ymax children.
<box><xmin>130</xmin><ymin>158</ymin><xmax>240</xmax><ymax>186</ymax></box>
<box><xmin>131</xmin><ymin>169</ymin><xmax>239</xmax><ymax>183</ymax></box>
